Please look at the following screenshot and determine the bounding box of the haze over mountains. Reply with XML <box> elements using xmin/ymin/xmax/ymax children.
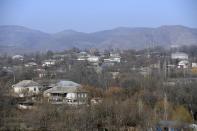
<box><xmin>0</xmin><ymin>25</ymin><xmax>197</xmax><ymax>54</ymax></box>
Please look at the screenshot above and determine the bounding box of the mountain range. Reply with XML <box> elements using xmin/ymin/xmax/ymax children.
<box><xmin>0</xmin><ymin>25</ymin><xmax>197</xmax><ymax>54</ymax></box>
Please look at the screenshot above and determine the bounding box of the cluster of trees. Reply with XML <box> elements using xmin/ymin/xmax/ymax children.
<box><xmin>0</xmin><ymin>74</ymin><xmax>196</xmax><ymax>130</ymax></box>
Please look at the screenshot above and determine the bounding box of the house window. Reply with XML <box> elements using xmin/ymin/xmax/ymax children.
<box><xmin>83</xmin><ymin>93</ymin><xmax>86</xmax><ymax>98</ymax></box>
<box><xmin>34</xmin><ymin>88</ymin><xmax>36</xmax><ymax>92</ymax></box>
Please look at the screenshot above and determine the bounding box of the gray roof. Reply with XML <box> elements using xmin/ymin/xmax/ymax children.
<box><xmin>44</xmin><ymin>80</ymin><xmax>84</xmax><ymax>94</ymax></box>
<box><xmin>13</xmin><ymin>80</ymin><xmax>40</xmax><ymax>87</ymax></box>
<box><xmin>56</xmin><ymin>80</ymin><xmax>80</xmax><ymax>87</ymax></box>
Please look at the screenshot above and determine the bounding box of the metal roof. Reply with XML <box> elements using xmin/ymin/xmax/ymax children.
<box><xmin>44</xmin><ymin>80</ymin><xmax>85</xmax><ymax>94</ymax></box>
<box><xmin>13</xmin><ymin>80</ymin><xmax>40</xmax><ymax>87</ymax></box>
<box><xmin>56</xmin><ymin>80</ymin><xmax>80</xmax><ymax>87</ymax></box>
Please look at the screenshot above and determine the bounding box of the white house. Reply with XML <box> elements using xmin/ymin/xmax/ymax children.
<box><xmin>192</xmin><ymin>62</ymin><xmax>197</xmax><ymax>68</ymax></box>
<box><xmin>77</xmin><ymin>52</ymin><xmax>88</xmax><ymax>61</ymax></box>
<box><xmin>77</xmin><ymin>56</ymin><xmax>86</xmax><ymax>61</ymax></box>
<box><xmin>44</xmin><ymin>80</ymin><xmax>88</xmax><ymax>105</ymax></box>
<box><xmin>34</xmin><ymin>68</ymin><xmax>47</xmax><ymax>78</ymax></box>
<box><xmin>111</xmin><ymin>57</ymin><xmax>121</xmax><ymax>63</ymax></box>
<box><xmin>110</xmin><ymin>53</ymin><xmax>120</xmax><ymax>58</ymax></box>
<box><xmin>178</xmin><ymin>60</ymin><xmax>189</xmax><ymax>69</ymax></box>
<box><xmin>104</xmin><ymin>57</ymin><xmax>121</xmax><ymax>63</ymax></box>
<box><xmin>171</xmin><ymin>52</ymin><xmax>188</xmax><ymax>60</ymax></box>
<box><xmin>12</xmin><ymin>55</ymin><xmax>24</xmax><ymax>61</ymax></box>
<box><xmin>79</xmin><ymin>51</ymin><xmax>88</xmax><ymax>56</ymax></box>
<box><xmin>12</xmin><ymin>80</ymin><xmax>41</xmax><ymax>97</ymax></box>
<box><xmin>87</xmin><ymin>56</ymin><xmax>99</xmax><ymax>63</ymax></box>
<box><xmin>42</xmin><ymin>59</ymin><xmax>56</xmax><ymax>67</ymax></box>
<box><xmin>24</xmin><ymin>62</ymin><xmax>37</xmax><ymax>67</ymax></box>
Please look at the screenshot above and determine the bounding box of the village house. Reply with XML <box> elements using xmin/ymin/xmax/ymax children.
<box><xmin>42</xmin><ymin>59</ymin><xmax>56</xmax><ymax>67</ymax></box>
<box><xmin>43</xmin><ymin>80</ymin><xmax>88</xmax><ymax>105</ymax></box>
<box><xmin>104</xmin><ymin>57</ymin><xmax>121</xmax><ymax>63</ymax></box>
<box><xmin>12</xmin><ymin>80</ymin><xmax>41</xmax><ymax>97</ymax></box>
<box><xmin>110</xmin><ymin>52</ymin><xmax>121</xmax><ymax>62</ymax></box>
<box><xmin>171</xmin><ymin>52</ymin><xmax>189</xmax><ymax>69</ymax></box>
<box><xmin>77</xmin><ymin>51</ymin><xmax>88</xmax><ymax>61</ymax></box>
<box><xmin>34</xmin><ymin>68</ymin><xmax>46</xmax><ymax>78</ymax></box>
<box><xmin>12</xmin><ymin>55</ymin><xmax>24</xmax><ymax>61</ymax></box>
<box><xmin>37</xmin><ymin>69</ymin><xmax>56</xmax><ymax>78</ymax></box>
<box><xmin>104</xmin><ymin>53</ymin><xmax>121</xmax><ymax>63</ymax></box>
<box><xmin>52</xmin><ymin>54</ymin><xmax>67</xmax><ymax>60</ymax></box>
<box><xmin>178</xmin><ymin>60</ymin><xmax>189</xmax><ymax>69</ymax></box>
<box><xmin>171</xmin><ymin>52</ymin><xmax>189</xmax><ymax>60</ymax></box>
<box><xmin>87</xmin><ymin>56</ymin><xmax>99</xmax><ymax>63</ymax></box>
<box><xmin>87</xmin><ymin>56</ymin><xmax>100</xmax><ymax>66</ymax></box>
<box><xmin>77</xmin><ymin>56</ymin><xmax>86</xmax><ymax>61</ymax></box>
<box><xmin>109</xmin><ymin>52</ymin><xmax>120</xmax><ymax>58</ymax></box>
<box><xmin>79</xmin><ymin>51</ymin><xmax>88</xmax><ymax>56</ymax></box>
<box><xmin>77</xmin><ymin>52</ymin><xmax>100</xmax><ymax>65</ymax></box>
<box><xmin>24</xmin><ymin>62</ymin><xmax>38</xmax><ymax>67</ymax></box>
<box><xmin>192</xmin><ymin>62</ymin><xmax>197</xmax><ymax>68</ymax></box>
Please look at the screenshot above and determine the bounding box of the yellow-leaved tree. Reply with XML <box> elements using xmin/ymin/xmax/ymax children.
<box><xmin>171</xmin><ymin>105</ymin><xmax>193</xmax><ymax>123</ymax></box>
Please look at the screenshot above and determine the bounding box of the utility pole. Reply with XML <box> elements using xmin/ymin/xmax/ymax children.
<box><xmin>163</xmin><ymin>58</ymin><xmax>167</xmax><ymax>80</ymax></box>
<box><xmin>8</xmin><ymin>70</ymin><xmax>15</xmax><ymax>84</ymax></box>
<box><xmin>137</xmin><ymin>98</ymin><xmax>143</xmax><ymax>118</ymax></box>
<box><xmin>164</xmin><ymin>93</ymin><xmax>168</xmax><ymax>120</ymax></box>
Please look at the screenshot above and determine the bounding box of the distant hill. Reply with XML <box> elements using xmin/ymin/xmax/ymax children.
<box><xmin>0</xmin><ymin>25</ymin><xmax>197</xmax><ymax>54</ymax></box>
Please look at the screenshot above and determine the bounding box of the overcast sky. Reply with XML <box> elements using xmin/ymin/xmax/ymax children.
<box><xmin>0</xmin><ymin>0</ymin><xmax>197</xmax><ymax>33</ymax></box>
